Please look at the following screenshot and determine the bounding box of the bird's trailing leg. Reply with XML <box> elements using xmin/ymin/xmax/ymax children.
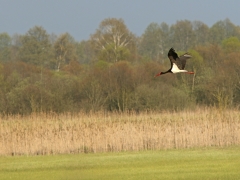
<box><xmin>185</xmin><ymin>71</ymin><xmax>194</xmax><ymax>74</ymax></box>
<box><xmin>154</xmin><ymin>72</ymin><xmax>161</xmax><ymax>77</ymax></box>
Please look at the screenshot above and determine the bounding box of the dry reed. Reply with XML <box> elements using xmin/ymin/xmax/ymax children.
<box><xmin>0</xmin><ymin>108</ymin><xmax>240</xmax><ymax>155</ymax></box>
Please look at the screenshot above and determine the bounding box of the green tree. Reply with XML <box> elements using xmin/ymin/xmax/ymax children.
<box><xmin>170</xmin><ymin>20</ymin><xmax>194</xmax><ymax>51</ymax></box>
<box><xmin>18</xmin><ymin>26</ymin><xmax>53</xmax><ymax>67</ymax></box>
<box><xmin>139</xmin><ymin>23</ymin><xmax>169</xmax><ymax>62</ymax></box>
<box><xmin>221</xmin><ymin>38</ymin><xmax>240</xmax><ymax>106</ymax></box>
<box><xmin>192</xmin><ymin>21</ymin><xmax>209</xmax><ymax>46</ymax></box>
<box><xmin>11</xmin><ymin>34</ymin><xmax>22</xmax><ymax>62</ymax></box>
<box><xmin>222</xmin><ymin>37</ymin><xmax>240</xmax><ymax>53</ymax></box>
<box><xmin>176</xmin><ymin>49</ymin><xmax>204</xmax><ymax>94</ymax></box>
<box><xmin>81</xmin><ymin>67</ymin><xmax>109</xmax><ymax>111</ymax></box>
<box><xmin>0</xmin><ymin>33</ymin><xmax>11</xmax><ymax>62</ymax></box>
<box><xmin>76</xmin><ymin>40</ymin><xmax>94</xmax><ymax>64</ymax></box>
<box><xmin>107</xmin><ymin>61</ymin><xmax>134</xmax><ymax>111</ymax></box>
<box><xmin>0</xmin><ymin>63</ymin><xmax>6</xmax><ymax>112</ymax></box>
<box><xmin>196</xmin><ymin>44</ymin><xmax>223</xmax><ymax>68</ymax></box>
<box><xmin>159</xmin><ymin>22</ymin><xmax>171</xmax><ymax>53</ymax></box>
<box><xmin>209</xmin><ymin>19</ymin><xmax>239</xmax><ymax>44</ymax></box>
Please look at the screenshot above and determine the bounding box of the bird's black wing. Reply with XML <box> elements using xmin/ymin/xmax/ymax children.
<box><xmin>167</xmin><ymin>48</ymin><xmax>179</xmax><ymax>70</ymax></box>
<box><xmin>168</xmin><ymin>48</ymin><xmax>178</xmax><ymax>64</ymax></box>
<box><xmin>178</xmin><ymin>53</ymin><xmax>191</xmax><ymax>69</ymax></box>
<box><xmin>168</xmin><ymin>48</ymin><xmax>192</xmax><ymax>70</ymax></box>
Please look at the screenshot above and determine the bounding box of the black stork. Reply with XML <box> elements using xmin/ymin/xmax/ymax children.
<box><xmin>155</xmin><ymin>48</ymin><xmax>194</xmax><ymax>77</ymax></box>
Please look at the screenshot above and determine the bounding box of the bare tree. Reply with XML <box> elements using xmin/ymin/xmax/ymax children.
<box><xmin>91</xmin><ymin>18</ymin><xmax>135</xmax><ymax>62</ymax></box>
<box><xmin>54</xmin><ymin>33</ymin><xmax>77</xmax><ymax>71</ymax></box>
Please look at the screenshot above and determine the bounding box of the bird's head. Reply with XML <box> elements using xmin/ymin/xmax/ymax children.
<box><xmin>154</xmin><ymin>72</ymin><xmax>162</xmax><ymax>77</ymax></box>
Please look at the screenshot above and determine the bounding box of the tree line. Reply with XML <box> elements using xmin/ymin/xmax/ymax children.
<box><xmin>0</xmin><ymin>18</ymin><xmax>240</xmax><ymax>114</ymax></box>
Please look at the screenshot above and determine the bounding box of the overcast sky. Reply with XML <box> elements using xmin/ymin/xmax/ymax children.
<box><xmin>1</xmin><ymin>0</ymin><xmax>240</xmax><ymax>41</ymax></box>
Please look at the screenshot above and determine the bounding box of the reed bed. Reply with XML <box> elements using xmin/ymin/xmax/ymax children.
<box><xmin>0</xmin><ymin>108</ymin><xmax>240</xmax><ymax>156</ymax></box>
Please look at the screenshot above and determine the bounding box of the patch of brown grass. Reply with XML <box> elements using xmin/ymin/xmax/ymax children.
<box><xmin>0</xmin><ymin>108</ymin><xmax>240</xmax><ymax>155</ymax></box>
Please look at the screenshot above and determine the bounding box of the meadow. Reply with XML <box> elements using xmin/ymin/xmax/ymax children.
<box><xmin>0</xmin><ymin>108</ymin><xmax>240</xmax><ymax>155</ymax></box>
<box><xmin>0</xmin><ymin>147</ymin><xmax>240</xmax><ymax>180</ymax></box>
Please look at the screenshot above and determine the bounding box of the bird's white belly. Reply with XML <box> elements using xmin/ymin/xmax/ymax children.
<box><xmin>172</xmin><ymin>63</ymin><xmax>187</xmax><ymax>73</ymax></box>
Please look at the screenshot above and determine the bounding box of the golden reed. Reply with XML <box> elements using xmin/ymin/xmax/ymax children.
<box><xmin>0</xmin><ymin>108</ymin><xmax>240</xmax><ymax>155</ymax></box>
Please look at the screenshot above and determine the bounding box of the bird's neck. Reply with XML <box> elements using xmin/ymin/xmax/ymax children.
<box><xmin>161</xmin><ymin>69</ymin><xmax>172</xmax><ymax>75</ymax></box>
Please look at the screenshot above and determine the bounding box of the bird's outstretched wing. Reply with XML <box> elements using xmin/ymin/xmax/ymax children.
<box><xmin>168</xmin><ymin>48</ymin><xmax>191</xmax><ymax>70</ymax></box>
<box><xmin>178</xmin><ymin>53</ymin><xmax>191</xmax><ymax>69</ymax></box>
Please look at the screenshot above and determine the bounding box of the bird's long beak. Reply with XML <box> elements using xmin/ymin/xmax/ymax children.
<box><xmin>154</xmin><ymin>72</ymin><xmax>161</xmax><ymax>77</ymax></box>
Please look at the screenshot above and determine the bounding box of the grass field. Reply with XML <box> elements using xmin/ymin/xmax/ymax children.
<box><xmin>0</xmin><ymin>147</ymin><xmax>240</xmax><ymax>180</ymax></box>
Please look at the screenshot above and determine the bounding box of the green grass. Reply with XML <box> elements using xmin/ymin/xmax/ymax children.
<box><xmin>0</xmin><ymin>147</ymin><xmax>240</xmax><ymax>180</ymax></box>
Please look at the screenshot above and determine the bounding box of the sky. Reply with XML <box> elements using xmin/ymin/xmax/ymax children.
<box><xmin>1</xmin><ymin>0</ymin><xmax>240</xmax><ymax>41</ymax></box>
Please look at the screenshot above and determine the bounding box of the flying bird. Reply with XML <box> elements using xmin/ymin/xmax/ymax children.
<box><xmin>155</xmin><ymin>48</ymin><xmax>194</xmax><ymax>77</ymax></box>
